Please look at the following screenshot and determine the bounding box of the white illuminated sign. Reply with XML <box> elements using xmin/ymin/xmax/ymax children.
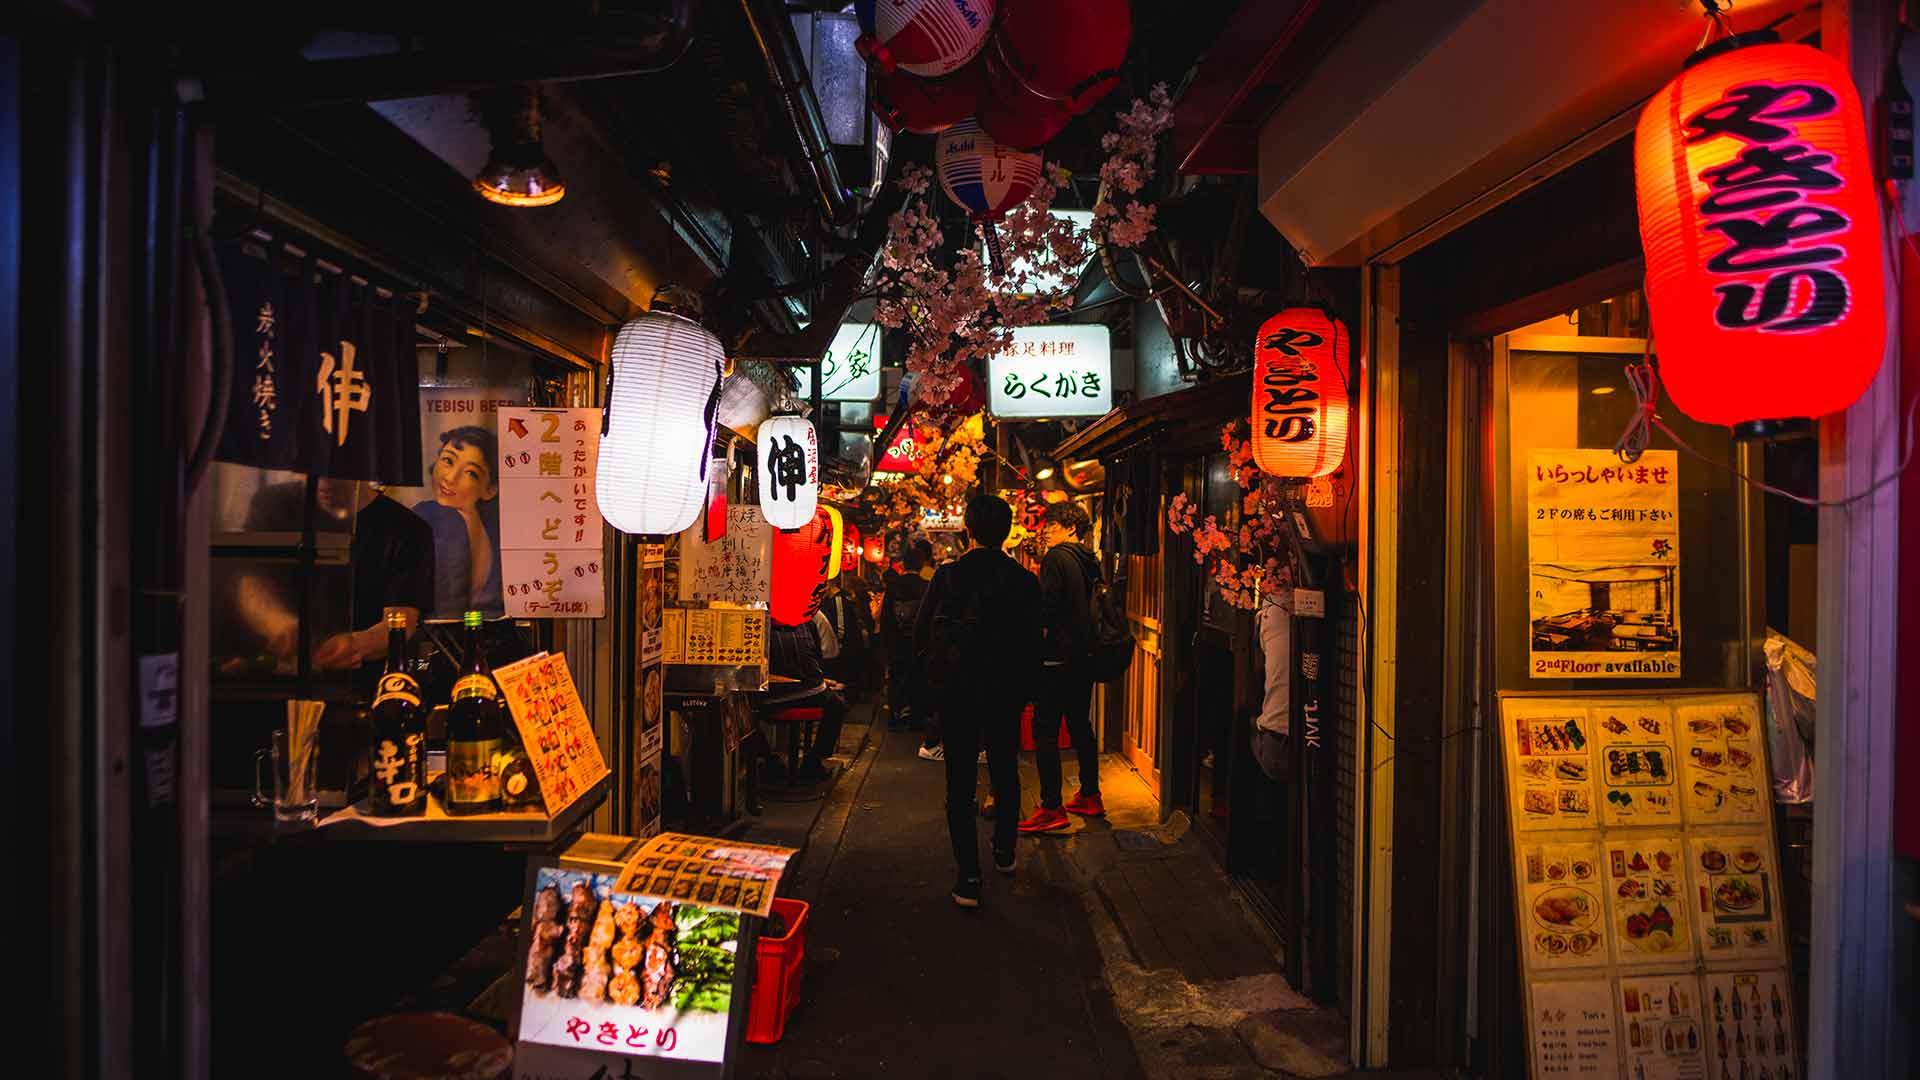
<box><xmin>794</xmin><ymin>322</ymin><xmax>883</xmax><ymax>402</ymax></box>
<box><xmin>987</xmin><ymin>324</ymin><xmax>1112</xmax><ymax>419</ymax></box>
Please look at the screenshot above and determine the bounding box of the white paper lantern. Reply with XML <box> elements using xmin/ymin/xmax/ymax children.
<box><xmin>596</xmin><ymin>311</ymin><xmax>727</xmax><ymax>536</ymax></box>
<box><xmin>757</xmin><ymin>415</ymin><xmax>819</xmax><ymax>530</ymax></box>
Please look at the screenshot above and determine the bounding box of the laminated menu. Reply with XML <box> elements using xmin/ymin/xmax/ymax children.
<box><xmin>1674</xmin><ymin>697</ymin><xmax>1769</xmax><ymax>827</ymax></box>
<box><xmin>1528</xmin><ymin>978</ymin><xmax>1621</xmax><ymax>1078</ymax></box>
<box><xmin>493</xmin><ymin>652</ymin><xmax>610</xmax><ymax>816</ymax></box>
<box><xmin>614</xmin><ymin>832</ymin><xmax>796</xmax><ymax>918</ymax></box>
<box><xmin>1505</xmin><ymin>706</ymin><xmax>1599</xmax><ymax>831</ymax></box>
<box><xmin>1702</xmin><ymin>969</ymin><xmax>1796</xmax><ymax>1080</ymax></box>
<box><xmin>1517</xmin><ymin>839</ymin><xmax>1609</xmax><ymax>971</ymax></box>
<box><xmin>1616</xmin><ymin>974</ymin><xmax>1709</xmax><ymax>1080</ymax></box>
<box><xmin>1689</xmin><ymin>833</ymin><xmax>1785</xmax><ymax>964</ymax></box>
<box><xmin>1602</xmin><ymin>835</ymin><xmax>1694</xmax><ymax>965</ymax></box>
<box><xmin>1589</xmin><ymin>703</ymin><xmax>1682</xmax><ymax>827</ymax></box>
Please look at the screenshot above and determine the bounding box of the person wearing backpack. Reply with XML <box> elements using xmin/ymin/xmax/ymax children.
<box><xmin>913</xmin><ymin>495</ymin><xmax>1040</xmax><ymax>908</ymax></box>
<box><xmin>1020</xmin><ymin>500</ymin><xmax>1106</xmax><ymax>834</ymax></box>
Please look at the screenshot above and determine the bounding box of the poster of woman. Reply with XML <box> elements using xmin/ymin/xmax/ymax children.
<box><xmin>389</xmin><ymin>387</ymin><xmax>522</xmax><ymax>619</ymax></box>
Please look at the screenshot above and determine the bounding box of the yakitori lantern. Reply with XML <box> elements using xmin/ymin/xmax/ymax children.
<box><xmin>985</xmin><ymin>0</ymin><xmax>1130</xmax><ymax>115</ymax></box>
<box><xmin>822</xmin><ymin>505</ymin><xmax>846</xmax><ymax>580</ymax></box>
<box><xmin>864</xmin><ymin>534</ymin><xmax>887</xmax><ymax>564</ymax></box>
<box><xmin>757</xmin><ymin>415</ymin><xmax>819</xmax><ymax>529</ymax></box>
<box><xmin>597</xmin><ymin>309</ymin><xmax>727</xmax><ymax>535</ymax></box>
<box><xmin>770</xmin><ymin>506</ymin><xmax>836</xmax><ymax>627</ymax></box>
<box><xmin>1251</xmin><ymin>308</ymin><xmax>1349</xmax><ymax>479</ymax></box>
<box><xmin>873</xmin><ymin>60</ymin><xmax>985</xmax><ymax>134</ymax></box>
<box><xmin>855</xmin><ymin>0</ymin><xmax>995</xmax><ymax>78</ymax></box>
<box><xmin>842</xmin><ymin>522</ymin><xmax>863</xmax><ymax>572</ymax></box>
<box><xmin>1635</xmin><ymin>32</ymin><xmax>1886</xmax><ymax>433</ymax></box>
<box><xmin>936</xmin><ymin>119</ymin><xmax>1044</xmax><ymax>275</ymax></box>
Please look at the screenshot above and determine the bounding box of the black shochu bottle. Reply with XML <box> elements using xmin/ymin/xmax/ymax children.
<box><xmin>367</xmin><ymin>608</ymin><xmax>427</xmax><ymax>816</ymax></box>
<box><xmin>445</xmin><ymin>610</ymin><xmax>504</xmax><ymax>814</ymax></box>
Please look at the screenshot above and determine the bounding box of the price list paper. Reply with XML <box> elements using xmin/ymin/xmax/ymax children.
<box><xmin>614</xmin><ymin>832</ymin><xmax>797</xmax><ymax>918</ymax></box>
<box><xmin>677</xmin><ymin>505</ymin><xmax>771</xmax><ymax>607</ymax></box>
<box><xmin>1701</xmin><ymin>969</ymin><xmax>1795</xmax><ymax>1079</ymax></box>
<box><xmin>1528</xmin><ymin>979</ymin><xmax>1622</xmax><ymax>1079</ymax></box>
<box><xmin>1591</xmin><ymin>703</ymin><xmax>1681</xmax><ymax>827</ymax></box>
<box><xmin>492</xmin><ymin>652</ymin><xmax>608</xmax><ymax>816</ymax></box>
<box><xmin>498</xmin><ymin>407</ymin><xmax>605</xmax><ymax>618</ymax></box>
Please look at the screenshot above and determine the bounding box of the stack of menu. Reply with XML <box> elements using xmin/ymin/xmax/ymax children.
<box><xmin>1499</xmin><ymin>693</ymin><xmax>1795</xmax><ymax>1080</ymax></box>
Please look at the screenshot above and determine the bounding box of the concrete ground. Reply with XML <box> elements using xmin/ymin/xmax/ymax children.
<box><xmin>737</xmin><ymin>707</ymin><xmax>1353</xmax><ymax>1080</ymax></box>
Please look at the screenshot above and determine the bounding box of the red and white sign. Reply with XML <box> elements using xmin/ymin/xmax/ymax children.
<box><xmin>499</xmin><ymin>407</ymin><xmax>606</xmax><ymax>618</ymax></box>
<box><xmin>873</xmin><ymin>415</ymin><xmax>929</xmax><ymax>473</ymax></box>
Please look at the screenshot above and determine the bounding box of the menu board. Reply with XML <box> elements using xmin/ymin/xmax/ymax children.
<box><xmin>614</xmin><ymin>832</ymin><xmax>796</xmax><ymax>918</ymax></box>
<box><xmin>1674</xmin><ymin>696</ymin><xmax>1769</xmax><ymax>827</ymax></box>
<box><xmin>1505</xmin><ymin>705</ymin><xmax>1600</xmax><ymax>832</ymax></box>
<box><xmin>677</xmin><ymin>505</ymin><xmax>771</xmax><ymax>607</ymax></box>
<box><xmin>1701</xmin><ymin>969</ymin><xmax>1796</xmax><ymax>1079</ymax></box>
<box><xmin>1616</xmin><ymin>974</ymin><xmax>1709</xmax><ymax>1080</ymax></box>
<box><xmin>661</xmin><ymin>607</ymin><xmax>767</xmax><ymax>668</ymax></box>
<box><xmin>493</xmin><ymin>652</ymin><xmax>610</xmax><ymax>816</ymax></box>
<box><xmin>1517</xmin><ymin>840</ymin><xmax>1609</xmax><ymax>970</ymax></box>
<box><xmin>1591</xmin><ymin>703</ymin><xmax>1682</xmax><ymax>827</ymax></box>
<box><xmin>1689</xmin><ymin>833</ymin><xmax>1785</xmax><ymax>964</ymax></box>
<box><xmin>498</xmin><ymin>407</ymin><xmax>605</xmax><ymax>618</ymax></box>
<box><xmin>1528</xmin><ymin>978</ymin><xmax>1622</xmax><ymax>1078</ymax></box>
<box><xmin>1602</xmin><ymin>835</ymin><xmax>1692</xmax><ymax>966</ymax></box>
<box><xmin>1499</xmin><ymin>693</ymin><xmax>1794</xmax><ymax>1080</ymax></box>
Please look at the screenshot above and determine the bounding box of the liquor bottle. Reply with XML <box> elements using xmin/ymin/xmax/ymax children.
<box><xmin>445</xmin><ymin>611</ymin><xmax>504</xmax><ymax>815</ymax></box>
<box><xmin>367</xmin><ymin>608</ymin><xmax>426</xmax><ymax>816</ymax></box>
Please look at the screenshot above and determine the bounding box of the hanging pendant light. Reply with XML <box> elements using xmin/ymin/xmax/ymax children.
<box><xmin>596</xmin><ymin>293</ymin><xmax>727</xmax><ymax>536</ymax></box>
<box><xmin>473</xmin><ymin>85</ymin><xmax>567</xmax><ymax>207</ymax></box>
<box><xmin>1635</xmin><ymin>30</ymin><xmax>1886</xmax><ymax>434</ymax></box>
<box><xmin>757</xmin><ymin>415</ymin><xmax>821</xmax><ymax>529</ymax></box>
<box><xmin>1251</xmin><ymin>307</ymin><xmax>1349</xmax><ymax>479</ymax></box>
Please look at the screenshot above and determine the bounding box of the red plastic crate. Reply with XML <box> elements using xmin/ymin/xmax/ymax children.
<box><xmin>745</xmin><ymin>898</ymin><xmax>808</xmax><ymax>1045</ymax></box>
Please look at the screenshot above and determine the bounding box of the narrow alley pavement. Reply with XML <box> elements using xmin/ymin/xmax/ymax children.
<box><xmin>739</xmin><ymin>713</ymin><xmax>1351</xmax><ymax>1080</ymax></box>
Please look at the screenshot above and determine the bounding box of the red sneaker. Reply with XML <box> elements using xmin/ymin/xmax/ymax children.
<box><xmin>1018</xmin><ymin>807</ymin><xmax>1071</xmax><ymax>834</ymax></box>
<box><xmin>1062</xmin><ymin>791</ymin><xmax>1106</xmax><ymax>817</ymax></box>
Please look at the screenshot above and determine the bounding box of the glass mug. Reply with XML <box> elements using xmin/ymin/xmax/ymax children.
<box><xmin>254</xmin><ymin>727</ymin><xmax>318</xmax><ymax>822</ymax></box>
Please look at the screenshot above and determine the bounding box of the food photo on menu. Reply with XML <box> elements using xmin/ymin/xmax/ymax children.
<box><xmin>1690</xmin><ymin>835</ymin><xmax>1782</xmax><ymax>960</ymax></box>
<box><xmin>520</xmin><ymin>867</ymin><xmax>740</xmax><ymax>1062</ymax></box>
<box><xmin>1676</xmin><ymin>699</ymin><xmax>1768</xmax><ymax>824</ymax></box>
<box><xmin>1591</xmin><ymin>704</ymin><xmax>1681</xmax><ymax>826</ymax></box>
<box><xmin>1604</xmin><ymin>836</ymin><xmax>1693</xmax><ymax>962</ymax></box>
<box><xmin>1509</xmin><ymin>710</ymin><xmax>1598</xmax><ymax>829</ymax></box>
<box><xmin>1518</xmin><ymin>840</ymin><xmax>1608</xmax><ymax>969</ymax></box>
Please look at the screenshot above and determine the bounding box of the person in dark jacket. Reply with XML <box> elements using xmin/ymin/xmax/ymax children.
<box><xmin>1020</xmin><ymin>500</ymin><xmax>1105</xmax><ymax>833</ymax></box>
<box><xmin>913</xmin><ymin>495</ymin><xmax>1040</xmax><ymax>908</ymax></box>
<box><xmin>879</xmin><ymin>540</ymin><xmax>935</xmax><ymax>733</ymax></box>
<box><xmin>738</xmin><ymin>619</ymin><xmax>848</xmax><ymax>816</ymax></box>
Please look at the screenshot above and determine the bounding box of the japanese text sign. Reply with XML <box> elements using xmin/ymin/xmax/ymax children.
<box><xmin>987</xmin><ymin>324</ymin><xmax>1112</xmax><ymax>419</ymax></box>
<box><xmin>500</xmin><ymin>407</ymin><xmax>606</xmax><ymax>618</ymax></box>
<box><xmin>614</xmin><ymin>832</ymin><xmax>797</xmax><ymax>918</ymax></box>
<box><xmin>872</xmin><ymin>415</ymin><xmax>928</xmax><ymax>474</ymax></box>
<box><xmin>793</xmin><ymin>322</ymin><xmax>884</xmax><ymax>402</ymax></box>
<box><xmin>492</xmin><ymin>651</ymin><xmax>609</xmax><ymax>816</ymax></box>
<box><xmin>677</xmin><ymin>505</ymin><xmax>773</xmax><ymax>607</ymax></box>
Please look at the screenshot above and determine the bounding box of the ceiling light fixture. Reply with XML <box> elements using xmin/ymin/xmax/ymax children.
<box><xmin>1034</xmin><ymin>466</ymin><xmax>1055</xmax><ymax>481</ymax></box>
<box><xmin>474</xmin><ymin>85</ymin><xmax>566</xmax><ymax>208</ymax></box>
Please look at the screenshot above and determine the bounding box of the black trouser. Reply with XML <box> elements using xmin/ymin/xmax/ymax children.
<box><xmin>1034</xmin><ymin>664</ymin><xmax>1098</xmax><ymax>809</ymax></box>
<box><xmin>886</xmin><ymin>651</ymin><xmax>918</xmax><ymax>727</ymax></box>
<box><xmin>943</xmin><ymin>698</ymin><xmax>1022</xmax><ymax>879</ymax></box>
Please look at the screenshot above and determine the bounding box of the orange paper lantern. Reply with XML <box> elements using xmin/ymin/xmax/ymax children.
<box><xmin>842</xmin><ymin>523</ymin><xmax>863</xmax><ymax>572</ymax></box>
<box><xmin>770</xmin><ymin>506</ymin><xmax>837</xmax><ymax>627</ymax></box>
<box><xmin>1251</xmin><ymin>308</ymin><xmax>1349</xmax><ymax>478</ymax></box>
<box><xmin>1635</xmin><ymin>33</ymin><xmax>1886</xmax><ymax>432</ymax></box>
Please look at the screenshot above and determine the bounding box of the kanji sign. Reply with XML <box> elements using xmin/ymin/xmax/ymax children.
<box><xmin>500</xmin><ymin>407</ymin><xmax>606</xmax><ymax>618</ymax></box>
<box><xmin>793</xmin><ymin>322</ymin><xmax>884</xmax><ymax>402</ymax></box>
<box><xmin>987</xmin><ymin>324</ymin><xmax>1112</xmax><ymax>419</ymax></box>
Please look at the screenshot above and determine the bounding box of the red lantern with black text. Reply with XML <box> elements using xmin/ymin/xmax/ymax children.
<box><xmin>1635</xmin><ymin>32</ymin><xmax>1886</xmax><ymax>433</ymax></box>
<box><xmin>1252</xmin><ymin>308</ymin><xmax>1348</xmax><ymax>479</ymax></box>
<box><xmin>842</xmin><ymin>523</ymin><xmax>863</xmax><ymax>572</ymax></box>
<box><xmin>770</xmin><ymin>506</ymin><xmax>837</xmax><ymax>627</ymax></box>
<box><xmin>864</xmin><ymin>534</ymin><xmax>887</xmax><ymax>564</ymax></box>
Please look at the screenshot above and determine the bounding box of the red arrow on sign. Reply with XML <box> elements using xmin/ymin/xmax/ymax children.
<box><xmin>507</xmin><ymin>417</ymin><xmax>528</xmax><ymax>439</ymax></box>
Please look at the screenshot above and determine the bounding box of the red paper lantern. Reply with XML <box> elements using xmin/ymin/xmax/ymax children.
<box><xmin>984</xmin><ymin>0</ymin><xmax>1130</xmax><ymax>115</ymax></box>
<box><xmin>977</xmin><ymin>77</ymin><xmax>1073</xmax><ymax>150</ymax></box>
<box><xmin>855</xmin><ymin>0</ymin><xmax>996</xmax><ymax>78</ymax></box>
<box><xmin>873</xmin><ymin>60</ymin><xmax>985</xmax><ymax>134</ymax></box>
<box><xmin>1251</xmin><ymin>308</ymin><xmax>1349</xmax><ymax>479</ymax></box>
<box><xmin>864</xmin><ymin>534</ymin><xmax>887</xmax><ymax>564</ymax></box>
<box><xmin>770</xmin><ymin>506</ymin><xmax>837</xmax><ymax>627</ymax></box>
<box><xmin>842</xmin><ymin>523</ymin><xmax>863</xmax><ymax>572</ymax></box>
<box><xmin>1635</xmin><ymin>33</ymin><xmax>1887</xmax><ymax>430</ymax></box>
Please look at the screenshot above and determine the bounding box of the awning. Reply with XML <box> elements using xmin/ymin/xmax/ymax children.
<box><xmin>1053</xmin><ymin>372</ymin><xmax>1249</xmax><ymax>462</ymax></box>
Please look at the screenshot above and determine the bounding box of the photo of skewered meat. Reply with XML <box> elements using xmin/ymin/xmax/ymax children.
<box><xmin>550</xmin><ymin>882</ymin><xmax>597</xmax><ymax>998</ymax></box>
<box><xmin>608</xmin><ymin>901</ymin><xmax>643</xmax><ymax>1007</ymax></box>
<box><xmin>525</xmin><ymin>885</ymin><xmax>565</xmax><ymax>991</ymax></box>
<box><xmin>640</xmin><ymin>900</ymin><xmax>679</xmax><ymax>1009</ymax></box>
<box><xmin>577</xmin><ymin>896</ymin><xmax>618</xmax><ymax>1003</ymax></box>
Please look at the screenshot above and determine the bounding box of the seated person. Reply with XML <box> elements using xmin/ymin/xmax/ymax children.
<box><xmin>759</xmin><ymin>617</ymin><xmax>848</xmax><ymax>785</ymax></box>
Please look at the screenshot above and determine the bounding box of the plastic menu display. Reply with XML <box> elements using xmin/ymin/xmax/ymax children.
<box><xmin>1590</xmin><ymin>703</ymin><xmax>1682</xmax><ymax>827</ymax></box>
<box><xmin>1674</xmin><ymin>696</ymin><xmax>1770</xmax><ymax>827</ymax></box>
<box><xmin>1616</xmin><ymin>974</ymin><xmax>1709</xmax><ymax>1080</ymax></box>
<box><xmin>1701</xmin><ymin>969</ymin><xmax>1796</xmax><ymax>1079</ymax></box>
<box><xmin>1516</xmin><ymin>839</ymin><xmax>1609</xmax><ymax>971</ymax></box>
<box><xmin>1602</xmin><ymin>834</ymin><xmax>1693</xmax><ymax>966</ymax></box>
<box><xmin>1527</xmin><ymin>978</ymin><xmax>1622</xmax><ymax>1079</ymax></box>
<box><xmin>1688</xmin><ymin>833</ymin><xmax>1785</xmax><ymax>964</ymax></box>
<box><xmin>1504</xmin><ymin>705</ymin><xmax>1600</xmax><ymax>832</ymax></box>
<box><xmin>492</xmin><ymin>652</ymin><xmax>609</xmax><ymax>816</ymax></box>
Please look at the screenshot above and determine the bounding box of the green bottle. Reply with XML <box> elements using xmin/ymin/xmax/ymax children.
<box><xmin>444</xmin><ymin>611</ymin><xmax>504</xmax><ymax>814</ymax></box>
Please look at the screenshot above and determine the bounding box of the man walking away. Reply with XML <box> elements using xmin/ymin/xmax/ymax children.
<box><xmin>1021</xmin><ymin>501</ymin><xmax>1104</xmax><ymax>834</ymax></box>
<box><xmin>880</xmin><ymin>540</ymin><xmax>934</xmax><ymax>734</ymax></box>
<box><xmin>915</xmin><ymin>495</ymin><xmax>1039</xmax><ymax>908</ymax></box>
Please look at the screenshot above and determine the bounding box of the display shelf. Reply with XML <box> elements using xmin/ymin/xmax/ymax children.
<box><xmin>212</xmin><ymin>776</ymin><xmax>608</xmax><ymax>848</ymax></box>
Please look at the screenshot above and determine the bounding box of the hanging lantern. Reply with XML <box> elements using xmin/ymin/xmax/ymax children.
<box><xmin>842</xmin><ymin>522</ymin><xmax>863</xmax><ymax>572</ymax></box>
<box><xmin>823</xmin><ymin>505</ymin><xmax>846</xmax><ymax>580</ymax></box>
<box><xmin>872</xmin><ymin>60</ymin><xmax>985</xmax><ymax>134</ymax></box>
<box><xmin>864</xmin><ymin>534</ymin><xmax>887</xmax><ymax>564</ymax></box>
<box><xmin>984</xmin><ymin>0</ymin><xmax>1130</xmax><ymax>116</ymax></box>
<box><xmin>1635</xmin><ymin>31</ymin><xmax>1886</xmax><ymax>433</ymax></box>
<box><xmin>757</xmin><ymin>415</ymin><xmax>820</xmax><ymax>530</ymax></box>
<box><xmin>935</xmin><ymin>119</ymin><xmax>1044</xmax><ymax>276</ymax></box>
<box><xmin>770</xmin><ymin>506</ymin><xmax>836</xmax><ymax>627</ymax></box>
<box><xmin>977</xmin><ymin>77</ymin><xmax>1073</xmax><ymax>150</ymax></box>
<box><xmin>596</xmin><ymin>308</ymin><xmax>727</xmax><ymax>535</ymax></box>
<box><xmin>855</xmin><ymin>0</ymin><xmax>996</xmax><ymax>78</ymax></box>
<box><xmin>1251</xmin><ymin>308</ymin><xmax>1349</xmax><ymax>479</ymax></box>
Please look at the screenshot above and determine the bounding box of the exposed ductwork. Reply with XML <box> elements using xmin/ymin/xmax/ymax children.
<box><xmin>736</xmin><ymin>0</ymin><xmax>851</xmax><ymax>228</ymax></box>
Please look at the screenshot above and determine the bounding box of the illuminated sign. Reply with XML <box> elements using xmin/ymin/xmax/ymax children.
<box><xmin>987</xmin><ymin>324</ymin><xmax>1112</xmax><ymax>419</ymax></box>
<box><xmin>794</xmin><ymin>322</ymin><xmax>884</xmax><ymax>402</ymax></box>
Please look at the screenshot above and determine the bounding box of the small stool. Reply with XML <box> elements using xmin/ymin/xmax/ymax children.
<box><xmin>765</xmin><ymin>706</ymin><xmax>825</xmax><ymax>783</ymax></box>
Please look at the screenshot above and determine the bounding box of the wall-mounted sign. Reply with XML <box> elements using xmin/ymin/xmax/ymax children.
<box><xmin>987</xmin><ymin>325</ymin><xmax>1112</xmax><ymax>419</ymax></box>
<box><xmin>873</xmin><ymin>415</ymin><xmax>929</xmax><ymax>473</ymax></box>
<box><xmin>498</xmin><ymin>407</ymin><xmax>605</xmax><ymax>618</ymax></box>
<box><xmin>794</xmin><ymin>322</ymin><xmax>884</xmax><ymax>402</ymax></box>
<box><xmin>1527</xmin><ymin>449</ymin><xmax>1679</xmax><ymax>679</ymax></box>
<box><xmin>677</xmin><ymin>505</ymin><xmax>772</xmax><ymax>607</ymax></box>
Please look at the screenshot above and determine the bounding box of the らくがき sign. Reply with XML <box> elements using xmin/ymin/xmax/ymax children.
<box><xmin>987</xmin><ymin>325</ymin><xmax>1111</xmax><ymax>419</ymax></box>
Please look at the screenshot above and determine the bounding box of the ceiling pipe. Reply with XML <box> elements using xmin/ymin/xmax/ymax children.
<box><xmin>736</xmin><ymin>0</ymin><xmax>851</xmax><ymax>228</ymax></box>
